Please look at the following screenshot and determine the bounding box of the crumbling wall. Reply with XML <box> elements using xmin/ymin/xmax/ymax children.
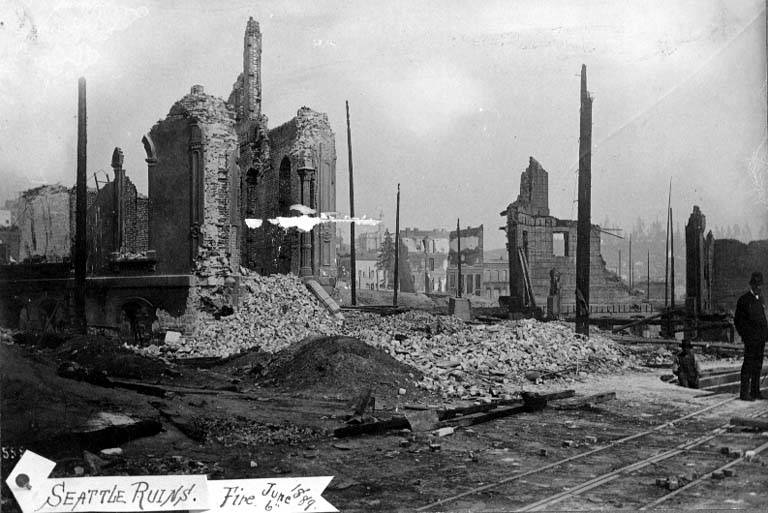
<box><xmin>136</xmin><ymin>194</ymin><xmax>149</xmax><ymax>251</ymax></box>
<box><xmin>85</xmin><ymin>173</ymin><xmax>148</xmax><ymax>272</ymax></box>
<box><xmin>240</xmin><ymin>107</ymin><xmax>338</xmax><ymax>279</ymax></box>
<box><xmin>518</xmin><ymin>157</ymin><xmax>549</xmax><ymax>216</ymax></box>
<box><xmin>503</xmin><ymin>157</ymin><xmax>635</xmax><ymax>310</ymax></box>
<box><xmin>15</xmin><ymin>185</ymin><xmax>72</xmax><ymax>261</ymax></box>
<box><xmin>0</xmin><ymin>226</ymin><xmax>20</xmax><ymax>263</ymax></box>
<box><xmin>712</xmin><ymin>239</ymin><xmax>768</xmax><ymax>312</ymax></box>
<box><xmin>148</xmin><ymin>85</ymin><xmax>239</xmax><ymax>277</ymax></box>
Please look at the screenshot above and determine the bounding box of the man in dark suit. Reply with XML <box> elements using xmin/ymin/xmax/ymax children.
<box><xmin>734</xmin><ymin>272</ymin><xmax>768</xmax><ymax>401</ymax></box>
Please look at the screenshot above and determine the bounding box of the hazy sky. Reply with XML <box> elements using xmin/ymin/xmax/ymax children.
<box><xmin>0</xmin><ymin>0</ymin><xmax>765</xmax><ymax>249</ymax></box>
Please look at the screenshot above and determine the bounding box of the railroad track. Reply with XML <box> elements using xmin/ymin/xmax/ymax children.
<box><xmin>417</xmin><ymin>396</ymin><xmax>768</xmax><ymax>511</ymax></box>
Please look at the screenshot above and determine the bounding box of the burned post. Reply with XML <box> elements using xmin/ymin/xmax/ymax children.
<box><xmin>393</xmin><ymin>183</ymin><xmax>400</xmax><ymax>306</ymax></box>
<box><xmin>74</xmin><ymin>77</ymin><xmax>88</xmax><ymax>334</ymax></box>
<box><xmin>346</xmin><ymin>100</ymin><xmax>357</xmax><ymax>306</ymax></box>
<box><xmin>456</xmin><ymin>218</ymin><xmax>462</xmax><ymax>298</ymax></box>
<box><xmin>575</xmin><ymin>64</ymin><xmax>593</xmax><ymax>336</ymax></box>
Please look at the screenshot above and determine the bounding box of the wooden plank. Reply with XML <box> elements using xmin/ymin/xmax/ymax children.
<box><xmin>437</xmin><ymin>390</ymin><xmax>575</xmax><ymax>421</ymax></box>
<box><xmin>730</xmin><ymin>416</ymin><xmax>768</xmax><ymax>430</ymax></box>
<box><xmin>699</xmin><ymin>372</ymin><xmax>741</xmax><ymax>388</ymax></box>
<box><xmin>553</xmin><ymin>392</ymin><xmax>616</xmax><ymax>410</ymax></box>
<box><xmin>441</xmin><ymin>405</ymin><xmax>528</xmax><ymax>428</ymax></box>
<box><xmin>611</xmin><ymin>313</ymin><xmax>663</xmax><ymax>333</ymax></box>
<box><xmin>611</xmin><ymin>336</ymin><xmax>741</xmax><ymax>351</ymax></box>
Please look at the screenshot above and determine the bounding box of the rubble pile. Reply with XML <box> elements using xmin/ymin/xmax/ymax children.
<box><xmin>342</xmin><ymin>310</ymin><xmax>636</xmax><ymax>398</ymax></box>
<box><xmin>138</xmin><ymin>274</ymin><xmax>341</xmax><ymax>358</ymax></box>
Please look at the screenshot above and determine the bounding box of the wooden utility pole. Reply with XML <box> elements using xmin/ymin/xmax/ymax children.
<box><xmin>456</xmin><ymin>218</ymin><xmax>462</xmax><ymax>298</ymax></box>
<box><xmin>393</xmin><ymin>184</ymin><xmax>400</xmax><ymax>306</ymax></box>
<box><xmin>629</xmin><ymin>234</ymin><xmax>632</xmax><ymax>290</ymax></box>
<box><xmin>664</xmin><ymin>197</ymin><xmax>670</xmax><ymax>308</ymax></box>
<box><xmin>575</xmin><ymin>64</ymin><xmax>593</xmax><ymax>336</ymax></box>
<box><xmin>346</xmin><ymin>101</ymin><xmax>356</xmax><ymax>306</ymax></box>
<box><xmin>74</xmin><ymin>77</ymin><xmax>87</xmax><ymax>334</ymax></box>
<box><xmin>670</xmin><ymin>209</ymin><xmax>675</xmax><ymax>309</ymax></box>
<box><xmin>647</xmin><ymin>249</ymin><xmax>650</xmax><ymax>300</ymax></box>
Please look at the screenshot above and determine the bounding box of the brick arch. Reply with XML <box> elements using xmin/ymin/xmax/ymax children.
<box><xmin>118</xmin><ymin>297</ymin><xmax>156</xmax><ymax>345</ymax></box>
<box><xmin>141</xmin><ymin>134</ymin><xmax>157</xmax><ymax>163</ymax></box>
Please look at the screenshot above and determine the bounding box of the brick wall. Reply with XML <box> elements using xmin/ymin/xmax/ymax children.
<box><xmin>503</xmin><ymin>156</ymin><xmax>635</xmax><ymax>310</ymax></box>
<box><xmin>0</xmin><ymin>227</ymin><xmax>20</xmax><ymax>263</ymax></box>
<box><xmin>15</xmin><ymin>185</ymin><xmax>73</xmax><ymax>261</ymax></box>
<box><xmin>244</xmin><ymin>107</ymin><xmax>337</xmax><ymax>280</ymax></box>
<box><xmin>136</xmin><ymin>194</ymin><xmax>149</xmax><ymax>251</ymax></box>
<box><xmin>712</xmin><ymin>239</ymin><xmax>768</xmax><ymax>312</ymax></box>
<box><xmin>150</xmin><ymin>86</ymin><xmax>238</xmax><ymax>276</ymax></box>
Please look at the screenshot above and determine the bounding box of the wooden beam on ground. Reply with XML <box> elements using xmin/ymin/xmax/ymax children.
<box><xmin>611</xmin><ymin>335</ymin><xmax>741</xmax><ymax>351</ymax></box>
<box><xmin>552</xmin><ymin>392</ymin><xmax>616</xmax><ymax>410</ymax></box>
<box><xmin>438</xmin><ymin>390</ymin><xmax>575</xmax><ymax>421</ymax></box>
<box><xmin>611</xmin><ymin>313</ymin><xmax>663</xmax><ymax>333</ymax></box>
<box><xmin>730</xmin><ymin>416</ymin><xmax>768</xmax><ymax>431</ymax></box>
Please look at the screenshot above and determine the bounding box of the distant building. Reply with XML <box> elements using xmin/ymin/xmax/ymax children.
<box><xmin>400</xmin><ymin>228</ymin><xmax>449</xmax><ymax>293</ymax></box>
<box><xmin>447</xmin><ymin>225</ymin><xmax>484</xmax><ymax>296</ymax></box>
<box><xmin>356</xmin><ymin>251</ymin><xmax>387</xmax><ymax>290</ymax></box>
<box><xmin>483</xmin><ymin>256</ymin><xmax>510</xmax><ymax>300</ymax></box>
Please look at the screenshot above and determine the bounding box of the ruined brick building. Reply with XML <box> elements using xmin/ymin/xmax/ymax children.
<box><xmin>502</xmin><ymin>157</ymin><xmax>635</xmax><ymax>312</ymax></box>
<box><xmin>0</xmin><ymin>17</ymin><xmax>337</xmax><ymax>336</ymax></box>
<box><xmin>145</xmin><ymin>17</ymin><xmax>336</xmax><ymax>282</ymax></box>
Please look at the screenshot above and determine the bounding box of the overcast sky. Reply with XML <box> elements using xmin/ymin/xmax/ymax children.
<box><xmin>0</xmin><ymin>0</ymin><xmax>765</xmax><ymax>249</ymax></box>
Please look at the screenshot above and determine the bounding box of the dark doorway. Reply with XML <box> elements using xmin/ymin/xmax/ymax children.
<box><xmin>119</xmin><ymin>299</ymin><xmax>156</xmax><ymax>346</ymax></box>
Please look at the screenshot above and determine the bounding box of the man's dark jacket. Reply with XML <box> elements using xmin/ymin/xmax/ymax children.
<box><xmin>734</xmin><ymin>291</ymin><xmax>768</xmax><ymax>343</ymax></box>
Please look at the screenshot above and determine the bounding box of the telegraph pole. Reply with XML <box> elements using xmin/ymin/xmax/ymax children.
<box><xmin>647</xmin><ymin>249</ymin><xmax>650</xmax><ymax>300</ymax></box>
<box><xmin>670</xmin><ymin>209</ymin><xmax>675</xmax><ymax>309</ymax></box>
<box><xmin>74</xmin><ymin>77</ymin><xmax>87</xmax><ymax>334</ymax></box>
<box><xmin>629</xmin><ymin>233</ymin><xmax>632</xmax><ymax>290</ymax></box>
<box><xmin>393</xmin><ymin>184</ymin><xmax>400</xmax><ymax>306</ymax></box>
<box><xmin>346</xmin><ymin>101</ymin><xmax>356</xmax><ymax>305</ymax></box>
<box><xmin>575</xmin><ymin>64</ymin><xmax>593</xmax><ymax>336</ymax></box>
<box><xmin>456</xmin><ymin>218</ymin><xmax>462</xmax><ymax>298</ymax></box>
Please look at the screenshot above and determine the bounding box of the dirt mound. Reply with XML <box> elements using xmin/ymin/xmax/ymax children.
<box><xmin>56</xmin><ymin>335</ymin><xmax>169</xmax><ymax>380</ymax></box>
<box><xmin>262</xmin><ymin>336</ymin><xmax>423</xmax><ymax>399</ymax></box>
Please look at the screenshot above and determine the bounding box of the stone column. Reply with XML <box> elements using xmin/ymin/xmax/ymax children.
<box><xmin>297</xmin><ymin>158</ymin><xmax>315</xmax><ymax>278</ymax></box>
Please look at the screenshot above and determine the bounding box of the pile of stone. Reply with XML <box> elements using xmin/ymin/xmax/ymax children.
<box><xmin>136</xmin><ymin>274</ymin><xmax>341</xmax><ymax>358</ymax></box>
<box><xmin>342</xmin><ymin>310</ymin><xmax>635</xmax><ymax>398</ymax></box>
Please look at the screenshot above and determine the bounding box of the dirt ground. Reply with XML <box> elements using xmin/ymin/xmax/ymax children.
<box><xmin>2</xmin><ymin>333</ymin><xmax>768</xmax><ymax>513</ymax></box>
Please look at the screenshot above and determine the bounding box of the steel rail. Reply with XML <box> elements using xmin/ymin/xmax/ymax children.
<box><xmin>639</xmin><ymin>438</ymin><xmax>768</xmax><ymax>510</ymax></box>
<box><xmin>415</xmin><ymin>396</ymin><xmax>737</xmax><ymax>511</ymax></box>
<box><xmin>517</xmin><ymin>407</ymin><xmax>768</xmax><ymax>512</ymax></box>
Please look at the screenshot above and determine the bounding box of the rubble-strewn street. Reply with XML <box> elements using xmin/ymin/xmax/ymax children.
<box><xmin>2</xmin><ymin>4</ymin><xmax>767</xmax><ymax>512</ymax></box>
